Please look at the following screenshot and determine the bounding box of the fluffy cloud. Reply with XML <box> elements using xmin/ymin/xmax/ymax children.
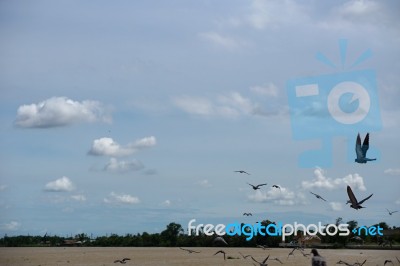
<box><xmin>248</xmin><ymin>186</ymin><xmax>306</xmax><ymax>206</ymax></box>
<box><xmin>301</xmin><ymin>168</ymin><xmax>366</xmax><ymax>191</ymax></box>
<box><xmin>384</xmin><ymin>168</ymin><xmax>400</xmax><ymax>176</ymax></box>
<box><xmin>0</xmin><ymin>221</ymin><xmax>20</xmax><ymax>231</ymax></box>
<box><xmin>88</xmin><ymin>136</ymin><xmax>156</xmax><ymax>157</ymax></box>
<box><xmin>44</xmin><ymin>176</ymin><xmax>74</xmax><ymax>192</ymax></box>
<box><xmin>104</xmin><ymin>192</ymin><xmax>140</xmax><ymax>204</ymax></box>
<box><xmin>103</xmin><ymin>158</ymin><xmax>144</xmax><ymax>173</ymax></box>
<box><xmin>250</xmin><ymin>83</ymin><xmax>279</xmax><ymax>97</ymax></box>
<box><xmin>15</xmin><ymin>97</ymin><xmax>111</xmax><ymax>128</ymax></box>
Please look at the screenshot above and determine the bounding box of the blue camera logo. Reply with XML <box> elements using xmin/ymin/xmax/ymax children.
<box><xmin>286</xmin><ymin>40</ymin><xmax>382</xmax><ymax>168</ymax></box>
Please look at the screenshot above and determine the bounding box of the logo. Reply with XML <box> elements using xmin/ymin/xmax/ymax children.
<box><xmin>286</xmin><ymin>39</ymin><xmax>381</xmax><ymax>167</ymax></box>
<box><xmin>187</xmin><ymin>219</ymin><xmax>351</xmax><ymax>241</ymax></box>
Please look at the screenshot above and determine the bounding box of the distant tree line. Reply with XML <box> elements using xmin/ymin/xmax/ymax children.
<box><xmin>1</xmin><ymin>218</ymin><xmax>399</xmax><ymax>248</ymax></box>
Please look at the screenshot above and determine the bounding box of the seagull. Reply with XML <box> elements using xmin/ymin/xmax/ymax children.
<box><xmin>251</xmin><ymin>255</ymin><xmax>269</xmax><ymax>266</ymax></box>
<box><xmin>270</xmin><ymin>257</ymin><xmax>283</xmax><ymax>264</ymax></box>
<box><xmin>239</xmin><ymin>252</ymin><xmax>252</xmax><ymax>259</ymax></box>
<box><xmin>272</xmin><ymin>185</ymin><xmax>281</xmax><ymax>190</ymax></box>
<box><xmin>386</xmin><ymin>209</ymin><xmax>398</xmax><ymax>215</ymax></box>
<box><xmin>235</xmin><ymin>170</ymin><xmax>250</xmax><ymax>175</ymax></box>
<box><xmin>213</xmin><ymin>236</ymin><xmax>228</xmax><ymax>245</ymax></box>
<box><xmin>384</xmin><ymin>259</ymin><xmax>393</xmax><ymax>265</ymax></box>
<box><xmin>354</xmin><ymin>260</ymin><xmax>367</xmax><ymax>266</ymax></box>
<box><xmin>347</xmin><ymin>186</ymin><xmax>373</xmax><ymax>210</ymax></box>
<box><xmin>247</xmin><ymin>183</ymin><xmax>267</xmax><ymax>190</ymax></box>
<box><xmin>178</xmin><ymin>247</ymin><xmax>200</xmax><ymax>253</ymax></box>
<box><xmin>310</xmin><ymin>191</ymin><xmax>327</xmax><ymax>202</ymax></box>
<box><xmin>287</xmin><ymin>247</ymin><xmax>296</xmax><ymax>258</ymax></box>
<box><xmin>243</xmin><ymin>212</ymin><xmax>253</xmax><ymax>216</ymax></box>
<box><xmin>114</xmin><ymin>258</ymin><xmax>131</xmax><ymax>264</ymax></box>
<box><xmin>355</xmin><ymin>133</ymin><xmax>376</xmax><ymax>164</ymax></box>
<box><xmin>214</xmin><ymin>250</ymin><xmax>226</xmax><ymax>260</ymax></box>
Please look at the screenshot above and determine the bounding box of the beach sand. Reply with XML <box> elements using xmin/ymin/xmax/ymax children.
<box><xmin>0</xmin><ymin>247</ymin><xmax>399</xmax><ymax>266</ymax></box>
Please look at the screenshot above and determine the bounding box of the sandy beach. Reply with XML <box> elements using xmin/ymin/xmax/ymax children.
<box><xmin>0</xmin><ymin>247</ymin><xmax>399</xmax><ymax>266</ymax></box>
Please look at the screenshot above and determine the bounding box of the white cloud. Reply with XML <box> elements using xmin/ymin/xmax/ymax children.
<box><xmin>103</xmin><ymin>158</ymin><xmax>144</xmax><ymax>173</ymax></box>
<box><xmin>301</xmin><ymin>168</ymin><xmax>366</xmax><ymax>191</ymax></box>
<box><xmin>173</xmin><ymin>92</ymin><xmax>276</xmax><ymax>118</ymax></box>
<box><xmin>1</xmin><ymin>221</ymin><xmax>20</xmax><ymax>231</ymax></box>
<box><xmin>104</xmin><ymin>192</ymin><xmax>140</xmax><ymax>205</ymax></box>
<box><xmin>250</xmin><ymin>83</ymin><xmax>279</xmax><ymax>97</ymax></box>
<box><xmin>71</xmin><ymin>195</ymin><xmax>86</xmax><ymax>202</ymax></box>
<box><xmin>330</xmin><ymin>202</ymin><xmax>343</xmax><ymax>211</ymax></box>
<box><xmin>88</xmin><ymin>136</ymin><xmax>156</xmax><ymax>157</ymax></box>
<box><xmin>248</xmin><ymin>186</ymin><xmax>306</xmax><ymax>206</ymax></box>
<box><xmin>15</xmin><ymin>97</ymin><xmax>111</xmax><ymax>128</ymax></box>
<box><xmin>384</xmin><ymin>168</ymin><xmax>400</xmax><ymax>176</ymax></box>
<box><xmin>44</xmin><ymin>176</ymin><xmax>74</xmax><ymax>192</ymax></box>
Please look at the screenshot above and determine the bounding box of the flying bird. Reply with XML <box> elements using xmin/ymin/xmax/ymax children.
<box><xmin>239</xmin><ymin>252</ymin><xmax>252</xmax><ymax>259</ymax></box>
<box><xmin>310</xmin><ymin>191</ymin><xmax>327</xmax><ymax>202</ymax></box>
<box><xmin>114</xmin><ymin>258</ymin><xmax>131</xmax><ymax>264</ymax></box>
<box><xmin>251</xmin><ymin>255</ymin><xmax>270</xmax><ymax>266</ymax></box>
<box><xmin>346</xmin><ymin>186</ymin><xmax>373</xmax><ymax>210</ymax></box>
<box><xmin>355</xmin><ymin>133</ymin><xmax>376</xmax><ymax>164</ymax></box>
<box><xmin>384</xmin><ymin>259</ymin><xmax>393</xmax><ymax>265</ymax></box>
<box><xmin>243</xmin><ymin>212</ymin><xmax>253</xmax><ymax>216</ymax></box>
<box><xmin>235</xmin><ymin>170</ymin><xmax>250</xmax><ymax>175</ymax></box>
<box><xmin>287</xmin><ymin>247</ymin><xmax>296</xmax><ymax>258</ymax></box>
<box><xmin>247</xmin><ymin>183</ymin><xmax>267</xmax><ymax>190</ymax></box>
<box><xmin>214</xmin><ymin>250</ymin><xmax>226</xmax><ymax>260</ymax></box>
<box><xmin>272</xmin><ymin>185</ymin><xmax>281</xmax><ymax>190</ymax></box>
<box><xmin>270</xmin><ymin>257</ymin><xmax>283</xmax><ymax>264</ymax></box>
<box><xmin>178</xmin><ymin>247</ymin><xmax>200</xmax><ymax>253</ymax></box>
<box><xmin>213</xmin><ymin>236</ymin><xmax>228</xmax><ymax>245</ymax></box>
<box><xmin>386</xmin><ymin>209</ymin><xmax>398</xmax><ymax>215</ymax></box>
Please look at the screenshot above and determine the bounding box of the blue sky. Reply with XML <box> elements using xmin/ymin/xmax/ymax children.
<box><xmin>1</xmin><ymin>0</ymin><xmax>399</xmax><ymax>237</ymax></box>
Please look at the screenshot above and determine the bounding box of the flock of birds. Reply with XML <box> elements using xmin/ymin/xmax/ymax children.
<box><xmin>112</xmin><ymin>133</ymin><xmax>398</xmax><ymax>265</ymax></box>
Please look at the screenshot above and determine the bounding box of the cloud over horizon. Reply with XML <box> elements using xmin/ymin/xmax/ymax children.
<box><xmin>15</xmin><ymin>97</ymin><xmax>111</xmax><ymax>128</ymax></box>
<box><xmin>88</xmin><ymin>136</ymin><xmax>156</xmax><ymax>157</ymax></box>
<box><xmin>301</xmin><ymin>168</ymin><xmax>367</xmax><ymax>191</ymax></box>
<box><xmin>44</xmin><ymin>176</ymin><xmax>74</xmax><ymax>192</ymax></box>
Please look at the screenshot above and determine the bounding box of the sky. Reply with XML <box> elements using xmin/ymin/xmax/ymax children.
<box><xmin>0</xmin><ymin>0</ymin><xmax>399</xmax><ymax>237</ymax></box>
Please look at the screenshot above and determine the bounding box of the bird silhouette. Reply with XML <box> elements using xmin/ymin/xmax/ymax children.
<box><xmin>355</xmin><ymin>133</ymin><xmax>376</xmax><ymax>163</ymax></box>
<box><xmin>384</xmin><ymin>259</ymin><xmax>393</xmax><ymax>265</ymax></box>
<box><xmin>213</xmin><ymin>236</ymin><xmax>228</xmax><ymax>245</ymax></box>
<box><xmin>310</xmin><ymin>191</ymin><xmax>327</xmax><ymax>202</ymax></box>
<box><xmin>178</xmin><ymin>247</ymin><xmax>200</xmax><ymax>253</ymax></box>
<box><xmin>251</xmin><ymin>255</ymin><xmax>269</xmax><ymax>266</ymax></box>
<box><xmin>243</xmin><ymin>212</ymin><xmax>253</xmax><ymax>216</ymax></box>
<box><xmin>114</xmin><ymin>258</ymin><xmax>131</xmax><ymax>264</ymax></box>
<box><xmin>272</xmin><ymin>185</ymin><xmax>281</xmax><ymax>190</ymax></box>
<box><xmin>347</xmin><ymin>186</ymin><xmax>373</xmax><ymax>209</ymax></box>
<box><xmin>235</xmin><ymin>170</ymin><xmax>250</xmax><ymax>175</ymax></box>
<box><xmin>247</xmin><ymin>183</ymin><xmax>267</xmax><ymax>190</ymax></box>
<box><xmin>239</xmin><ymin>252</ymin><xmax>252</xmax><ymax>259</ymax></box>
<box><xmin>386</xmin><ymin>209</ymin><xmax>398</xmax><ymax>215</ymax></box>
<box><xmin>214</xmin><ymin>250</ymin><xmax>226</xmax><ymax>260</ymax></box>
